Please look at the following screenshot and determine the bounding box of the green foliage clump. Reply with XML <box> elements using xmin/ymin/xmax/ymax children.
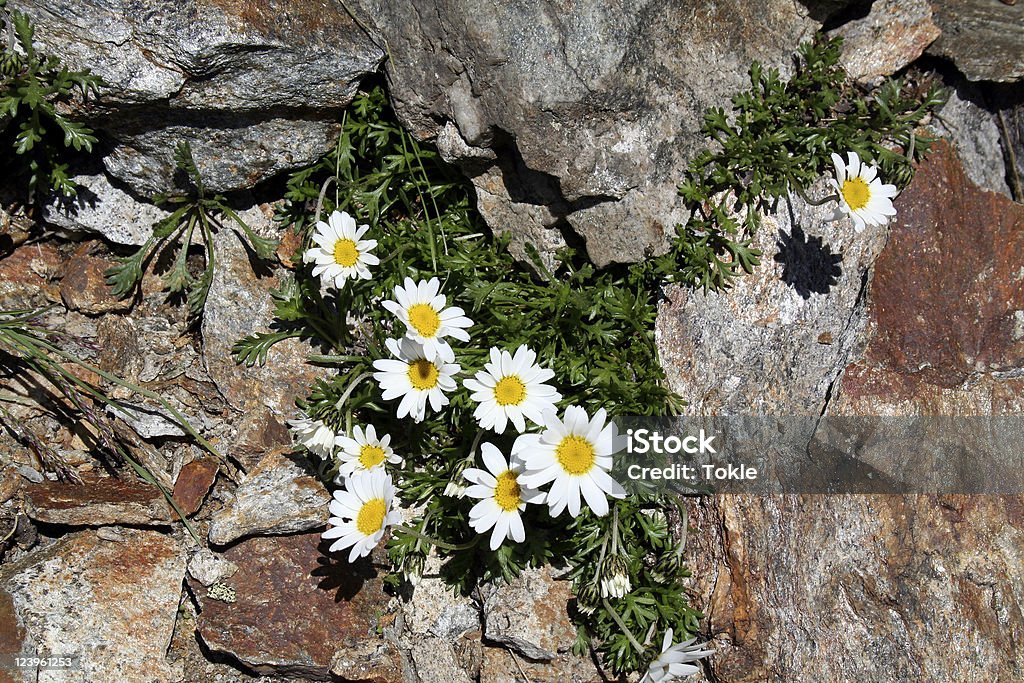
<box><xmin>234</xmin><ymin>86</ymin><xmax>696</xmax><ymax>676</ymax></box>
<box><xmin>662</xmin><ymin>35</ymin><xmax>946</xmax><ymax>291</ymax></box>
<box><xmin>0</xmin><ymin>0</ymin><xmax>101</xmax><ymax>199</ymax></box>
<box><xmin>105</xmin><ymin>141</ymin><xmax>279</xmax><ymax>318</ymax></box>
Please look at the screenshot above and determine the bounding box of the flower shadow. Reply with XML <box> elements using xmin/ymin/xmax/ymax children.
<box><xmin>312</xmin><ymin>537</ymin><xmax>376</xmax><ymax>603</ymax></box>
<box><xmin>773</xmin><ymin>226</ymin><xmax>842</xmax><ymax>299</ymax></box>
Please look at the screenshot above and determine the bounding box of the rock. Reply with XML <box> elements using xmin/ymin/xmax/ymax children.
<box><xmin>678</xmin><ymin>142</ymin><xmax>1024</xmax><ymax>681</ymax></box>
<box><xmin>13</xmin><ymin>0</ymin><xmax>384</xmax><ymax>194</ymax></box>
<box><xmin>192</xmin><ymin>531</ymin><xmax>401</xmax><ymax>681</ymax></box>
<box><xmin>329</xmin><ymin>638</ymin><xmax>405</xmax><ymax>683</ymax></box>
<box><xmin>479</xmin><ymin>644</ymin><xmax>602</xmax><ymax>683</ymax></box>
<box><xmin>0</xmin><ymin>529</ymin><xmax>185</xmax><ymax>683</ymax></box>
<box><xmin>207</xmin><ymin>448</ymin><xmax>329</xmax><ymax>545</ymax></box>
<box><xmin>105</xmin><ymin>400</ymin><xmax>191</xmax><ymax>439</ymax></box>
<box><xmin>0</xmin><ymin>241</ymin><xmax>62</xmax><ymax>310</ymax></box>
<box><xmin>41</xmin><ymin>173</ymin><xmax>169</xmax><ymax>246</ymax></box>
<box><xmin>0</xmin><ymin>467</ymin><xmax>22</xmax><ymax>506</ymax></box>
<box><xmin>403</xmin><ymin>554</ymin><xmax>480</xmax><ymax>641</ymax></box>
<box><xmin>656</xmin><ymin>179</ymin><xmax>886</xmax><ymax>415</ymax></box>
<box><xmin>929</xmin><ymin>81</ymin><xmax>1013</xmax><ymax>198</ymax></box>
<box><xmin>24</xmin><ymin>471</ymin><xmax>172</xmax><ymax>526</ymax></box>
<box><xmin>482</xmin><ymin>566</ymin><xmax>576</xmax><ymax>661</ymax></box>
<box><xmin>187</xmin><ymin>548</ymin><xmax>238</xmax><ymax>587</ymax></box>
<box><xmin>927</xmin><ymin>0</ymin><xmax>1024</xmax><ymax>82</ymax></box>
<box><xmin>172</xmin><ymin>457</ymin><xmax>220</xmax><ymax>517</ymax></box>
<box><xmin>832</xmin><ymin>0</ymin><xmax>939</xmax><ymax>81</ymax></box>
<box><xmin>201</xmin><ymin>207</ymin><xmax>327</xmax><ymax>414</ymax></box>
<box><xmin>408</xmin><ymin>636</ymin><xmax>476</xmax><ymax>683</ymax></box>
<box><xmin>59</xmin><ymin>245</ymin><xmax>134</xmax><ymax>315</ymax></box>
<box><xmin>351</xmin><ymin>0</ymin><xmax>824</xmax><ymax>265</ymax></box>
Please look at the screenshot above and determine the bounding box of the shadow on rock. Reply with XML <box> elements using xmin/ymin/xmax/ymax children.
<box><xmin>312</xmin><ymin>537</ymin><xmax>376</xmax><ymax>603</ymax></box>
<box><xmin>774</xmin><ymin>226</ymin><xmax>842</xmax><ymax>299</ymax></box>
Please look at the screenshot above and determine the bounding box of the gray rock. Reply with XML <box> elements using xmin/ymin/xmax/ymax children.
<box><xmin>409</xmin><ymin>637</ymin><xmax>476</xmax><ymax>683</ymax></box>
<box><xmin>0</xmin><ymin>529</ymin><xmax>185</xmax><ymax>683</ymax></box>
<box><xmin>928</xmin><ymin>0</ymin><xmax>1024</xmax><ymax>83</ymax></box>
<box><xmin>656</xmin><ymin>179</ymin><xmax>886</xmax><ymax>415</ymax></box>
<box><xmin>12</xmin><ymin>0</ymin><xmax>384</xmax><ymax>193</ymax></box>
<box><xmin>106</xmin><ymin>401</ymin><xmax>191</xmax><ymax>439</ymax></box>
<box><xmin>351</xmin><ymin>0</ymin><xmax>825</xmax><ymax>265</ymax></box>
<box><xmin>187</xmin><ymin>548</ymin><xmax>239</xmax><ymax>587</ymax></box>
<box><xmin>207</xmin><ymin>449</ymin><xmax>330</xmax><ymax>546</ymax></box>
<box><xmin>403</xmin><ymin>555</ymin><xmax>480</xmax><ymax>641</ymax></box>
<box><xmin>929</xmin><ymin>81</ymin><xmax>1012</xmax><ymax>198</ymax></box>
<box><xmin>482</xmin><ymin>566</ymin><xmax>576</xmax><ymax>661</ymax></box>
<box><xmin>40</xmin><ymin>173</ymin><xmax>168</xmax><ymax>246</ymax></box>
<box><xmin>832</xmin><ymin>0</ymin><xmax>939</xmax><ymax>82</ymax></box>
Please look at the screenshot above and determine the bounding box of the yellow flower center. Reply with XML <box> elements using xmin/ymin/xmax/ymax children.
<box><xmin>556</xmin><ymin>435</ymin><xmax>596</xmax><ymax>475</ymax></box>
<box><xmin>494</xmin><ymin>471</ymin><xmax>522</xmax><ymax>512</ymax></box>
<box><xmin>408</xmin><ymin>303</ymin><xmax>441</xmax><ymax>338</ymax></box>
<box><xmin>407</xmin><ymin>359</ymin><xmax>440</xmax><ymax>390</ymax></box>
<box><xmin>494</xmin><ymin>375</ymin><xmax>527</xmax><ymax>406</ymax></box>
<box><xmin>358</xmin><ymin>444</ymin><xmax>387</xmax><ymax>469</ymax></box>
<box><xmin>841</xmin><ymin>177</ymin><xmax>871</xmax><ymax>211</ymax></box>
<box><xmin>356</xmin><ymin>498</ymin><xmax>387</xmax><ymax>535</ymax></box>
<box><xmin>333</xmin><ymin>238</ymin><xmax>359</xmax><ymax>267</ymax></box>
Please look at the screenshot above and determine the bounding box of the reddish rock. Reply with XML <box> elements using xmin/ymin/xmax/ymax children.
<box><xmin>59</xmin><ymin>244</ymin><xmax>133</xmax><ymax>315</ymax></box>
<box><xmin>0</xmin><ymin>529</ymin><xmax>185</xmax><ymax>683</ymax></box>
<box><xmin>0</xmin><ymin>241</ymin><xmax>62</xmax><ymax>309</ymax></box>
<box><xmin>24</xmin><ymin>471</ymin><xmax>172</xmax><ymax>526</ymax></box>
<box><xmin>193</xmin><ymin>531</ymin><xmax>401</xmax><ymax>681</ymax></box>
<box><xmin>840</xmin><ymin>139</ymin><xmax>1024</xmax><ymax>413</ymax></box>
<box><xmin>171</xmin><ymin>458</ymin><xmax>219</xmax><ymax>517</ymax></box>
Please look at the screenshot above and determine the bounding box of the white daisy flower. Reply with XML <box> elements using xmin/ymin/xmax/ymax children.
<box><xmin>287</xmin><ymin>413</ymin><xmax>336</xmax><ymax>458</ymax></box>
<box><xmin>382</xmin><ymin>277</ymin><xmax>473</xmax><ymax>362</ymax></box>
<box><xmin>463</xmin><ymin>443</ymin><xmax>544</xmax><ymax>550</ymax></box>
<box><xmin>303</xmin><ymin>210</ymin><xmax>379</xmax><ymax>287</ymax></box>
<box><xmin>372</xmin><ymin>337</ymin><xmax>460</xmax><ymax>423</ymax></box>
<box><xmin>600</xmin><ymin>556</ymin><xmax>632</xmax><ymax>599</ymax></box>
<box><xmin>639</xmin><ymin>628</ymin><xmax>715</xmax><ymax>683</ymax></box>
<box><xmin>829</xmin><ymin>151</ymin><xmax>898</xmax><ymax>232</ymax></box>
<box><xmin>322</xmin><ymin>469</ymin><xmax>402</xmax><ymax>562</ymax></box>
<box><xmin>515</xmin><ymin>405</ymin><xmax>625</xmax><ymax>518</ymax></box>
<box><xmin>464</xmin><ymin>345</ymin><xmax>562</xmax><ymax>434</ymax></box>
<box><xmin>335</xmin><ymin>424</ymin><xmax>402</xmax><ymax>480</ymax></box>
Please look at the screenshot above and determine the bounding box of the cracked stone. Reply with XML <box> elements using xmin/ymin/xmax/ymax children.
<box><xmin>24</xmin><ymin>471</ymin><xmax>172</xmax><ymax>527</ymax></box>
<box><xmin>207</xmin><ymin>448</ymin><xmax>329</xmax><ymax>546</ymax></box>
<box><xmin>171</xmin><ymin>457</ymin><xmax>220</xmax><ymax>518</ymax></box>
<box><xmin>0</xmin><ymin>529</ymin><xmax>185</xmax><ymax>683</ymax></box>
<box><xmin>192</xmin><ymin>532</ymin><xmax>400</xmax><ymax>681</ymax></box>
<box><xmin>482</xmin><ymin>566</ymin><xmax>576</xmax><ymax>662</ymax></box>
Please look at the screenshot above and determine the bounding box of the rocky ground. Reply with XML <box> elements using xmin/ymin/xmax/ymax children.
<box><xmin>2</xmin><ymin>0</ymin><xmax>1024</xmax><ymax>682</ymax></box>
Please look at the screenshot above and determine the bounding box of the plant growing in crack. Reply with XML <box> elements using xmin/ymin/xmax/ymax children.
<box><xmin>104</xmin><ymin>141</ymin><xmax>280</xmax><ymax>319</ymax></box>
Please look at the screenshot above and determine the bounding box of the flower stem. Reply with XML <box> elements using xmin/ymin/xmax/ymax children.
<box><xmin>394</xmin><ymin>524</ymin><xmax>479</xmax><ymax>552</ymax></box>
<box><xmin>334</xmin><ymin>371</ymin><xmax>371</xmax><ymax>412</ymax></box>
<box><xmin>602</xmin><ymin>598</ymin><xmax>644</xmax><ymax>653</ymax></box>
<box><xmin>794</xmin><ymin>187</ymin><xmax>838</xmax><ymax>207</ymax></box>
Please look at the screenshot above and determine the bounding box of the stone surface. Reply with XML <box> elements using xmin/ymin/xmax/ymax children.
<box><xmin>201</xmin><ymin>208</ymin><xmax>327</xmax><ymax>415</ymax></box>
<box><xmin>928</xmin><ymin>0</ymin><xmax>1024</xmax><ymax>82</ymax></box>
<box><xmin>59</xmin><ymin>245</ymin><xmax>134</xmax><ymax>315</ymax></box>
<box><xmin>0</xmin><ymin>529</ymin><xmax>185</xmax><ymax>683</ymax></box>
<box><xmin>930</xmin><ymin>81</ymin><xmax>1013</xmax><ymax>198</ymax></box>
<box><xmin>24</xmin><ymin>471</ymin><xmax>172</xmax><ymax>526</ymax></box>
<box><xmin>408</xmin><ymin>637</ymin><xmax>476</xmax><ymax>683</ymax></box>
<box><xmin>172</xmin><ymin>457</ymin><xmax>220</xmax><ymax>517</ymax></box>
<box><xmin>351</xmin><ymin>0</ymin><xmax>827</xmax><ymax>265</ymax></box>
<box><xmin>193</xmin><ymin>531</ymin><xmax>400</xmax><ymax>681</ymax></box>
<box><xmin>479</xmin><ymin>644</ymin><xmax>603</xmax><ymax>683</ymax></box>
<box><xmin>187</xmin><ymin>548</ymin><xmax>238</xmax><ymax>587</ymax></box>
<box><xmin>832</xmin><ymin>0</ymin><xmax>939</xmax><ymax>81</ymax></box>
<box><xmin>482</xmin><ymin>566</ymin><xmax>576</xmax><ymax>661</ymax></box>
<box><xmin>679</xmin><ymin>142</ymin><xmax>1024</xmax><ymax>682</ymax></box>
<box><xmin>41</xmin><ymin>173</ymin><xmax>169</xmax><ymax>246</ymax></box>
<box><xmin>403</xmin><ymin>554</ymin><xmax>480</xmax><ymax>641</ymax></box>
<box><xmin>12</xmin><ymin>0</ymin><xmax>384</xmax><ymax>194</ymax></box>
<box><xmin>0</xmin><ymin>242</ymin><xmax>62</xmax><ymax>310</ymax></box>
<box><xmin>207</xmin><ymin>448</ymin><xmax>329</xmax><ymax>545</ymax></box>
<box><xmin>656</xmin><ymin>179</ymin><xmax>885</xmax><ymax>415</ymax></box>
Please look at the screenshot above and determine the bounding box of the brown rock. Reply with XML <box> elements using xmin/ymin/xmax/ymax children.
<box><xmin>832</xmin><ymin>0</ymin><xmax>940</xmax><ymax>81</ymax></box>
<box><xmin>172</xmin><ymin>457</ymin><xmax>219</xmax><ymax>517</ymax></box>
<box><xmin>0</xmin><ymin>241</ymin><xmax>62</xmax><ymax>309</ymax></box>
<box><xmin>480</xmin><ymin>644</ymin><xmax>603</xmax><ymax>683</ymax></box>
<box><xmin>193</xmin><ymin>532</ymin><xmax>401</xmax><ymax>681</ymax></box>
<box><xmin>231</xmin><ymin>406</ymin><xmax>293</xmax><ymax>470</ymax></box>
<box><xmin>858</xmin><ymin>139</ymin><xmax>1024</xmax><ymax>391</ymax></box>
<box><xmin>24</xmin><ymin>471</ymin><xmax>172</xmax><ymax>526</ymax></box>
<box><xmin>59</xmin><ymin>244</ymin><xmax>133</xmax><ymax>315</ymax></box>
<box><xmin>0</xmin><ymin>529</ymin><xmax>185</xmax><ymax>683</ymax></box>
<box><xmin>482</xmin><ymin>566</ymin><xmax>576</xmax><ymax>661</ymax></box>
